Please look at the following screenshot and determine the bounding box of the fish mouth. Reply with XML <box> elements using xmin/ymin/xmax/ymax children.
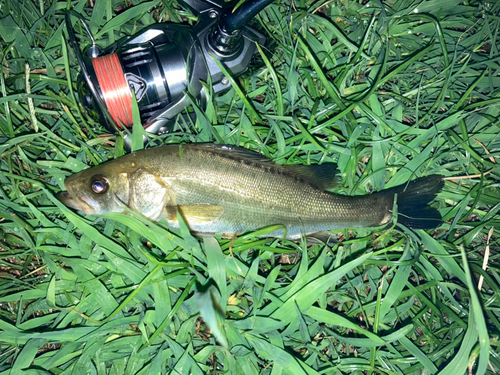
<box><xmin>57</xmin><ymin>189</ymin><xmax>96</xmax><ymax>215</ymax></box>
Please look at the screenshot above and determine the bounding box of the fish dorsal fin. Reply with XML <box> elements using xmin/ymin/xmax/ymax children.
<box><xmin>284</xmin><ymin>164</ymin><xmax>340</xmax><ymax>190</ymax></box>
<box><xmin>165</xmin><ymin>205</ymin><xmax>224</xmax><ymax>225</ymax></box>
<box><xmin>199</xmin><ymin>144</ymin><xmax>339</xmax><ymax>190</ymax></box>
<box><xmin>198</xmin><ymin>144</ymin><xmax>271</xmax><ymax>163</ymax></box>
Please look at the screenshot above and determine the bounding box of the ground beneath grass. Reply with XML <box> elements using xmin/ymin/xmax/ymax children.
<box><xmin>0</xmin><ymin>0</ymin><xmax>499</xmax><ymax>374</ymax></box>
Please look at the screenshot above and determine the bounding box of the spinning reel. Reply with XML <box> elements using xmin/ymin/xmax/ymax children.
<box><xmin>66</xmin><ymin>0</ymin><xmax>274</xmax><ymax>147</ymax></box>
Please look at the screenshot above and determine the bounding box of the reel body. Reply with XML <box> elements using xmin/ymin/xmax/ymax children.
<box><xmin>67</xmin><ymin>0</ymin><xmax>269</xmax><ymax>145</ymax></box>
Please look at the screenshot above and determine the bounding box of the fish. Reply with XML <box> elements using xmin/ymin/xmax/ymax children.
<box><xmin>57</xmin><ymin>143</ymin><xmax>444</xmax><ymax>243</ymax></box>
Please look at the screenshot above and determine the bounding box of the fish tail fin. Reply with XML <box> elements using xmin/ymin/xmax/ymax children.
<box><xmin>383</xmin><ymin>176</ymin><xmax>444</xmax><ymax>229</ymax></box>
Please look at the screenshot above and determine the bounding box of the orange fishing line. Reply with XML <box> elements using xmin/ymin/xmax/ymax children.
<box><xmin>91</xmin><ymin>53</ymin><xmax>133</xmax><ymax>128</ymax></box>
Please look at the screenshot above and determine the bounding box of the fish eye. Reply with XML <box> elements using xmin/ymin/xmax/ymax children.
<box><xmin>90</xmin><ymin>175</ymin><xmax>109</xmax><ymax>194</ymax></box>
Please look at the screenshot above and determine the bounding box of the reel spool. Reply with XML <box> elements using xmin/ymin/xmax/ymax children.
<box><xmin>66</xmin><ymin>0</ymin><xmax>273</xmax><ymax>148</ymax></box>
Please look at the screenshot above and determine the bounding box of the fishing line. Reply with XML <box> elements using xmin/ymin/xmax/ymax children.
<box><xmin>91</xmin><ymin>53</ymin><xmax>133</xmax><ymax>128</ymax></box>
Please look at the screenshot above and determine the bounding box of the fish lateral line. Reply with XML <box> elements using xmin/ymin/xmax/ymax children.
<box><xmin>56</xmin><ymin>143</ymin><xmax>445</xmax><ymax>241</ymax></box>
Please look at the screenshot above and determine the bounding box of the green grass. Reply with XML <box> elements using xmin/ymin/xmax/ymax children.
<box><xmin>1</xmin><ymin>0</ymin><xmax>499</xmax><ymax>373</ymax></box>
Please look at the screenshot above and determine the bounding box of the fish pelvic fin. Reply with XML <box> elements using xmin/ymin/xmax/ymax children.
<box><xmin>383</xmin><ymin>175</ymin><xmax>444</xmax><ymax>230</ymax></box>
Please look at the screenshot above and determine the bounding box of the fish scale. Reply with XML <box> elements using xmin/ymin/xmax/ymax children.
<box><xmin>152</xmin><ymin>147</ymin><xmax>371</xmax><ymax>233</ymax></box>
<box><xmin>58</xmin><ymin>143</ymin><xmax>444</xmax><ymax>243</ymax></box>
<box><xmin>155</xmin><ymin>146</ymin><xmax>385</xmax><ymax>230</ymax></box>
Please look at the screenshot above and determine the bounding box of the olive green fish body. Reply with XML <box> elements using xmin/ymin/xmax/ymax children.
<box><xmin>59</xmin><ymin>144</ymin><xmax>443</xmax><ymax>241</ymax></box>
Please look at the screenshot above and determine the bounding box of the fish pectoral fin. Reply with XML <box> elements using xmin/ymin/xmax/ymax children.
<box><xmin>130</xmin><ymin>169</ymin><xmax>170</xmax><ymax>220</ymax></box>
<box><xmin>165</xmin><ymin>205</ymin><xmax>224</xmax><ymax>224</ymax></box>
<box><xmin>306</xmin><ymin>231</ymin><xmax>337</xmax><ymax>246</ymax></box>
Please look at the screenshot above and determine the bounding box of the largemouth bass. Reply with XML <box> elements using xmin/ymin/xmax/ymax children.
<box><xmin>58</xmin><ymin>143</ymin><xmax>443</xmax><ymax>243</ymax></box>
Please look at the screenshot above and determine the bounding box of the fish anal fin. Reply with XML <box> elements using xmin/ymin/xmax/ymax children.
<box><xmin>306</xmin><ymin>231</ymin><xmax>337</xmax><ymax>245</ymax></box>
